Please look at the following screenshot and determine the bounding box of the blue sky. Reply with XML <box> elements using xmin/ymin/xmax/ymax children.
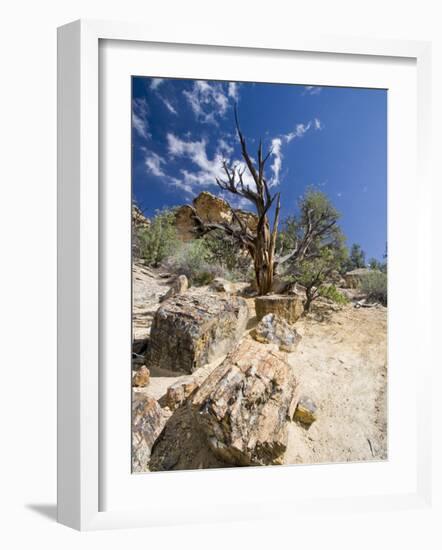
<box><xmin>132</xmin><ymin>77</ymin><xmax>387</xmax><ymax>261</ymax></box>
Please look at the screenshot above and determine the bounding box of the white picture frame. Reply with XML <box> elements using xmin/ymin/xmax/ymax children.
<box><xmin>57</xmin><ymin>19</ymin><xmax>432</xmax><ymax>531</ymax></box>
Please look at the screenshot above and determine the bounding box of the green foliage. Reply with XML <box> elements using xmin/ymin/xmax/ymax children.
<box><xmin>164</xmin><ymin>239</ymin><xmax>227</xmax><ymax>286</ymax></box>
<box><xmin>368</xmin><ymin>257</ymin><xmax>387</xmax><ymax>274</ymax></box>
<box><xmin>202</xmin><ymin>230</ymin><xmax>251</xmax><ymax>279</ymax></box>
<box><xmin>345</xmin><ymin>243</ymin><xmax>366</xmax><ymax>271</ymax></box>
<box><xmin>360</xmin><ymin>271</ymin><xmax>388</xmax><ymax>305</ymax></box>
<box><xmin>278</xmin><ymin>187</ymin><xmax>347</xmax><ymax>269</ymax></box>
<box><xmin>318</xmin><ymin>284</ymin><xmax>349</xmax><ymax>305</ymax></box>
<box><xmin>138</xmin><ymin>209</ymin><xmax>179</xmax><ymax>266</ymax></box>
<box><xmin>295</xmin><ymin>247</ymin><xmax>346</xmax><ymax>312</ymax></box>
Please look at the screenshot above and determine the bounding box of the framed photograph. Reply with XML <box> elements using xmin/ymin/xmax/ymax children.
<box><xmin>57</xmin><ymin>19</ymin><xmax>432</xmax><ymax>530</ymax></box>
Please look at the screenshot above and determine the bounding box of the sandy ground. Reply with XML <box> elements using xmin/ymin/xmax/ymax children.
<box><xmin>133</xmin><ymin>262</ymin><xmax>387</xmax><ymax>466</ymax></box>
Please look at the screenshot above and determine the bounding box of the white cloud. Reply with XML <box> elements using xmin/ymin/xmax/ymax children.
<box><xmin>304</xmin><ymin>85</ymin><xmax>322</xmax><ymax>95</ymax></box>
<box><xmin>183</xmin><ymin>80</ymin><xmax>231</xmax><ymax>125</ymax></box>
<box><xmin>150</xmin><ymin>78</ymin><xmax>164</xmax><ymax>90</ymax></box>
<box><xmin>284</xmin><ymin>122</ymin><xmax>312</xmax><ymax>143</ymax></box>
<box><xmin>270</xmin><ymin>138</ymin><xmax>283</xmax><ymax>186</ymax></box>
<box><xmin>145</xmin><ymin>151</ymin><xmax>166</xmax><ymax>177</ymax></box>
<box><xmin>314</xmin><ymin>117</ymin><xmax>323</xmax><ymax>130</ymax></box>
<box><xmin>167</xmin><ymin>133</ymin><xmax>256</xmax><ymax>193</ymax></box>
<box><xmin>217</xmin><ymin>138</ymin><xmax>234</xmax><ymax>156</ymax></box>
<box><xmin>228</xmin><ymin>82</ymin><xmax>239</xmax><ymax>100</ymax></box>
<box><xmin>132</xmin><ymin>98</ymin><xmax>150</xmax><ymax>139</ymax></box>
<box><xmin>161</xmin><ymin>97</ymin><xmax>177</xmax><ymax>115</ymax></box>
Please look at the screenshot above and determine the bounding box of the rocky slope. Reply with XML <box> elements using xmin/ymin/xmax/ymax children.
<box><xmin>132</xmin><ymin>259</ymin><xmax>387</xmax><ymax>471</ymax></box>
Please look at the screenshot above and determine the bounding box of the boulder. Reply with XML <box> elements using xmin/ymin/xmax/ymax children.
<box><xmin>191</xmin><ymin>339</ymin><xmax>301</xmax><ymax>466</ymax></box>
<box><xmin>252</xmin><ymin>313</ymin><xmax>302</xmax><ymax>352</ymax></box>
<box><xmin>147</xmin><ymin>292</ymin><xmax>249</xmax><ymax>374</ymax></box>
<box><xmin>294</xmin><ymin>396</ymin><xmax>318</xmax><ymax>426</ymax></box>
<box><xmin>159</xmin><ymin>274</ymin><xmax>189</xmax><ymax>302</ymax></box>
<box><xmin>255</xmin><ymin>295</ymin><xmax>304</xmax><ymax>324</ymax></box>
<box><xmin>132</xmin><ymin>365</ymin><xmax>150</xmax><ymax>387</ymax></box>
<box><xmin>210</xmin><ymin>277</ymin><xmax>234</xmax><ymax>293</ymax></box>
<box><xmin>132</xmin><ymin>394</ymin><xmax>170</xmax><ymax>472</ymax></box>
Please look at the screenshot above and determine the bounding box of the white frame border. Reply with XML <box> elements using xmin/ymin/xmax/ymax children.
<box><xmin>57</xmin><ymin>19</ymin><xmax>432</xmax><ymax>531</ymax></box>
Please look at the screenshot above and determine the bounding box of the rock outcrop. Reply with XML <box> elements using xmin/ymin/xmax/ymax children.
<box><xmin>344</xmin><ymin>268</ymin><xmax>371</xmax><ymax>289</ymax></box>
<box><xmin>175</xmin><ymin>192</ymin><xmax>258</xmax><ymax>242</ymax></box>
<box><xmin>255</xmin><ymin>295</ymin><xmax>304</xmax><ymax>324</ymax></box>
<box><xmin>252</xmin><ymin>313</ymin><xmax>302</xmax><ymax>352</ymax></box>
<box><xmin>191</xmin><ymin>339</ymin><xmax>300</xmax><ymax>466</ymax></box>
<box><xmin>132</xmin><ymin>394</ymin><xmax>170</xmax><ymax>472</ymax></box>
<box><xmin>147</xmin><ymin>292</ymin><xmax>249</xmax><ymax>374</ymax></box>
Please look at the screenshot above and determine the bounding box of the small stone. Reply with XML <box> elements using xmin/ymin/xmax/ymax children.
<box><xmin>165</xmin><ymin>377</ymin><xmax>199</xmax><ymax>410</ymax></box>
<box><xmin>210</xmin><ymin>277</ymin><xmax>233</xmax><ymax>293</ymax></box>
<box><xmin>294</xmin><ymin>396</ymin><xmax>317</xmax><ymax>426</ymax></box>
<box><xmin>159</xmin><ymin>274</ymin><xmax>189</xmax><ymax>303</ymax></box>
<box><xmin>132</xmin><ymin>366</ymin><xmax>150</xmax><ymax>387</ymax></box>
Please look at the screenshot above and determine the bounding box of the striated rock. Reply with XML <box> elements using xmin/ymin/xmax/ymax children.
<box><xmin>132</xmin><ymin>394</ymin><xmax>170</xmax><ymax>472</ymax></box>
<box><xmin>159</xmin><ymin>274</ymin><xmax>189</xmax><ymax>302</ymax></box>
<box><xmin>210</xmin><ymin>277</ymin><xmax>233</xmax><ymax>293</ymax></box>
<box><xmin>252</xmin><ymin>313</ymin><xmax>302</xmax><ymax>352</ymax></box>
<box><xmin>255</xmin><ymin>295</ymin><xmax>304</xmax><ymax>324</ymax></box>
<box><xmin>191</xmin><ymin>339</ymin><xmax>301</xmax><ymax>466</ymax></box>
<box><xmin>147</xmin><ymin>292</ymin><xmax>249</xmax><ymax>374</ymax></box>
<box><xmin>132</xmin><ymin>365</ymin><xmax>150</xmax><ymax>387</ymax></box>
<box><xmin>294</xmin><ymin>396</ymin><xmax>318</xmax><ymax>426</ymax></box>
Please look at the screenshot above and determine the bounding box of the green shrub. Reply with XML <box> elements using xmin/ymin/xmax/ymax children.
<box><xmin>360</xmin><ymin>271</ymin><xmax>388</xmax><ymax>305</ymax></box>
<box><xmin>164</xmin><ymin>239</ymin><xmax>227</xmax><ymax>286</ymax></box>
<box><xmin>138</xmin><ymin>209</ymin><xmax>179</xmax><ymax>266</ymax></box>
<box><xmin>202</xmin><ymin>230</ymin><xmax>251</xmax><ymax>280</ymax></box>
<box><xmin>318</xmin><ymin>284</ymin><xmax>349</xmax><ymax>305</ymax></box>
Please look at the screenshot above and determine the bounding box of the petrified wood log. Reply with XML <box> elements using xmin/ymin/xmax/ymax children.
<box><xmin>147</xmin><ymin>292</ymin><xmax>249</xmax><ymax>374</ymax></box>
<box><xmin>191</xmin><ymin>339</ymin><xmax>300</xmax><ymax>466</ymax></box>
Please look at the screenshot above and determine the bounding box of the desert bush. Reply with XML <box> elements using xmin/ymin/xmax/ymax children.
<box><xmin>360</xmin><ymin>271</ymin><xmax>388</xmax><ymax>305</ymax></box>
<box><xmin>164</xmin><ymin>239</ymin><xmax>227</xmax><ymax>286</ymax></box>
<box><xmin>318</xmin><ymin>284</ymin><xmax>349</xmax><ymax>305</ymax></box>
<box><xmin>138</xmin><ymin>209</ymin><xmax>179</xmax><ymax>266</ymax></box>
<box><xmin>202</xmin><ymin>230</ymin><xmax>251</xmax><ymax>281</ymax></box>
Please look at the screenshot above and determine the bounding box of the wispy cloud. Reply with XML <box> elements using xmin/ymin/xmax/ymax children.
<box><xmin>183</xmin><ymin>80</ymin><xmax>232</xmax><ymax>125</ymax></box>
<box><xmin>304</xmin><ymin>85</ymin><xmax>322</xmax><ymax>95</ymax></box>
<box><xmin>161</xmin><ymin>97</ymin><xmax>178</xmax><ymax>115</ymax></box>
<box><xmin>145</xmin><ymin>151</ymin><xmax>166</xmax><ymax>177</ymax></box>
<box><xmin>132</xmin><ymin>98</ymin><xmax>150</xmax><ymax>139</ymax></box>
<box><xmin>166</xmin><ymin>133</ymin><xmax>256</xmax><ymax>194</ymax></box>
<box><xmin>150</xmin><ymin>78</ymin><xmax>164</xmax><ymax>90</ymax></box>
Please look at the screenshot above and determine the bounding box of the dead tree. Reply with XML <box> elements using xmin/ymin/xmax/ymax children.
<box><xmin>188</xmin><ymin>109</ymin><xmax>279</xmax><ymax>295</ymax></box>
<box><xmin>189</xmin><ymin>108</ymin><xmax>337</xmax><ymax>296</ymax></box>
